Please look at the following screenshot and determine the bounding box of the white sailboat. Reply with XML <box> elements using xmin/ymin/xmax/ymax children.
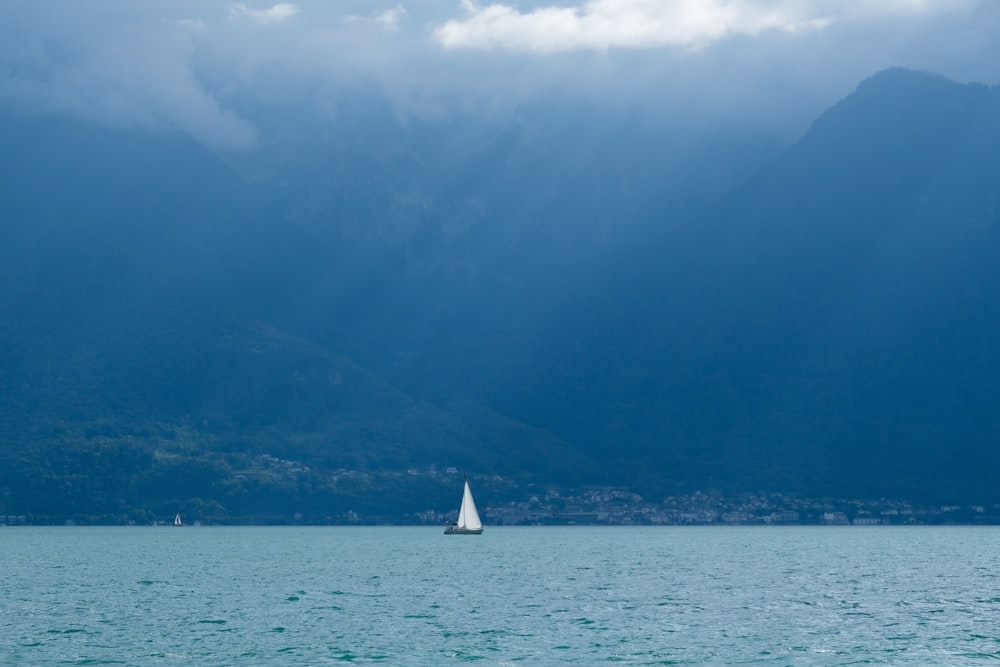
<box><xmin>173</xmin><ymin>513</ymin><xmax>184</xmax><ymax>527</ymax></box>
<box><xmin>444</xmin><ymin>476</ymin><xmax>484</xmax><ymax>535</ymax></box>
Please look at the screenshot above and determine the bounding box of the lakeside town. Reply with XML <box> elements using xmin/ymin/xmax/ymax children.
<box><xmin>402</xmin><ymin>466</ymin><xmax>1000</xmax><ymax>527</ymax></box>
<box><xmin>4</xmin><ymin>490</ymin><xmax>997</xmax><ymax>526</ymax></box>
<box><xmin>3</xmin><ymin>461</ymin><xmax>998</xmax><ymax>526</ymax></box>
<box><xmin>417</xmin><ymin>481</ymin><xmax>1000</xmax><ymax>527</ymax></box>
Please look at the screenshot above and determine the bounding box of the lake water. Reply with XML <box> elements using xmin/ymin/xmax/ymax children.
<box><xmin>3</xmin><ymin>526</ymin><xmax>1000</xmax><ymax>665</ymax></box>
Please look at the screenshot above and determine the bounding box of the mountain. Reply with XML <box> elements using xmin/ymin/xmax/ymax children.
<box><xmin>1</xmin><ymin>103</ymin><xmax>768</xmax><ymax>522</ymax></box>
<box><xmin>527</xmin><ymin>67</ymin><xmax>1000</xmax><ymax>501</ymax></box>
<box><xmin>344</xmin><ymin>68</ymin><xmax>1000</xmax><ymax>504</ymax></box>
<box><xmin>1</xmin><ymin>68</ymin><xmax>999</xmax><ymax>523</ymax></box>
<box><xmin>698</xmin><ymin>68</ymin><xmax>1000</xmax><ymax>500</ymax></box>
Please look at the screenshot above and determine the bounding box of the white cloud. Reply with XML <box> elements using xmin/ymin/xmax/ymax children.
<box><xmin>229</xmin><ymin>2</ymin><xmax>299</xmax><ymax>24</ymax></box>
<box><xmin>0</xmin><ymin>5</ymin><xmax>260</xmax><ymax>153</ymax></box>
<box><xmin>0</xmin><ymin>0</ymin><xmax>996</xmax><ymax>154</ymax></box>
<box><xmin>344</xmin><ymin>5</ymin><xmax>410</xmax><ymax>31</ymax></box>
<box><xmin>376</xmin><ymin>4</ymin><xmax>409</xmax><ymax>30</ymax></box>
<box><xmin>433</xmin><ymin>0</ymin><xmax>974</xmax><ymax>52</ymax></box>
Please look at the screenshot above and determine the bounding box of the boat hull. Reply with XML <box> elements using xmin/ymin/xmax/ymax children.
<box><xmin>444</xmin><ymin>526</ymin><xmax>483</xmax><ymax>535</ymax></box>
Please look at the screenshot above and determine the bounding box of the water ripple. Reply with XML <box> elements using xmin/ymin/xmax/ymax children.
<box><xmin>4</xmin><ymin>526</ymin><xmax>1000</xmax><ymax>664</ymax></box>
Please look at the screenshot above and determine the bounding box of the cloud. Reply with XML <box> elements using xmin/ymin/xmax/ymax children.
<box><xmin>433</xmin><ymin>0</ymin><xmax>974</xmax><ymax>52</ymax></box>
<box><xmin>344</xmin><ymin>4</ymin><xmax>410</xmax><ymax>31</ymax></box>
<box><xmin>0</xmin><ymin>0</ymin><xmax>996</xmax><ymax>155</ymax></box>
<box><xmin>376</xmin><ymin>4</ymin><xmax>410</xmax><ymax>30</ymax></box>
<box><xmin>0</xmin><ymin>4</ymin><xmax>260</xmax><ymax>152</ymax></box>
<box><xmin>229</xmin><ymin>2</ymin><xmax>299</xmax><ymax>24</ymax></box>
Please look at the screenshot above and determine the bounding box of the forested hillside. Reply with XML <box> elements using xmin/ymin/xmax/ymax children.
<box><xmin>2</xmin><ymin>68</ymin><xmax>999</xmax><ymax>523</ymax></box>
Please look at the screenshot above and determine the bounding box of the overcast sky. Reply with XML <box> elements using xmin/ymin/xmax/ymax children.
<box><xmin>2</xmin><ymin>0</ymin><xmax>998</xmax><ymax>152</ymax></box>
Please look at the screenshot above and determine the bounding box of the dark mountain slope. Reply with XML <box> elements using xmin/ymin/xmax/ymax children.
<box><xmin>3</xmin><ymin>68</ymin><xmax>1000</xmax><ymax>521</ymax></box>
<box><xmin>0</xmin><ymin>113</ymin><xmax>597</xmax><ymax>522</ymax></box>
<box><xmin>694</xmin><ymin>68</ymin><xmax>1000</xmax><ymax>499</ymax></box>
<box><xmin>515</xmin><ymin>68</ymin><xmax>1000</xmax><ymax>501</ymax></box>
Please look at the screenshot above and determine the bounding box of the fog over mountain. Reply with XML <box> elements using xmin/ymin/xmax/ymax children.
<box><xmin>4</xmin><ymin>0</ymin><xmax>999</xmax><ymax>149</ymax></box>
<box><xmin>2</xmin><ymin>2</ymin><xmax>1000</xmax><ymax>523</ymax></box>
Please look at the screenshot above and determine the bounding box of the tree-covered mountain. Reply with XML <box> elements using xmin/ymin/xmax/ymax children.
<box><xmin>1</xmin><ymin>68</ymin><xmax>999</xmax><ymax>523</ymax></box>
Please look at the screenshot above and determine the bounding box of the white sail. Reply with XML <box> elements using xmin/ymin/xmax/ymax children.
<box><xmin>457</xmin><ymin>479</ymin><xmax>482</xmax><ymax>531</ymax></box>
<box><xmin>445</xmin><ymin>476</ymin><xmax>484</xmax><ymax>534</ymax></box>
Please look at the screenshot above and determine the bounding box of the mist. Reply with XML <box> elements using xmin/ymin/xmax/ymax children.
<box><xmin>3</xmin><ymin>0</ymin><xmax>999</xmax><ymax>154</ymax></box>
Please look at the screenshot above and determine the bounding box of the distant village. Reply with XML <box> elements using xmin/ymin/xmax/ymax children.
<box><xmin>412</xmin><ymin>469</ymin><xmax>1000</xmax><ymax>527</ymax></box>
<box><xmin>462</xmin><ymin>488</ymin><xmax>1000</xmax><ymax>527</ymax></box>
<box><xmin>405</xmin><ymin>489</ymin><xmax>997</xmax><ymax>527</ymax></box>
<box><xmin>3</xmin><ymin>461</ymin><xmax>999</xmax><ymax>526</ymax></box>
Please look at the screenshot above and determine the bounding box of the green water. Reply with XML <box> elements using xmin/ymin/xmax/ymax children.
<box><xmin>3</xmin><ymin>526</ymin><xmax>1000</xmax><ymax>664</ymax></box>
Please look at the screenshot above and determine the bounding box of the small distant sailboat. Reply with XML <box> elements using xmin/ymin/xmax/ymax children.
<box><xmin>173</xmin><ymin>513</ymin><xmax>184</xmax><ymax>527</ymax></box>
<box><xmin>444</xmin><ymin>475</ymin><xmax>484</xmax><ymax>535</ymax></box>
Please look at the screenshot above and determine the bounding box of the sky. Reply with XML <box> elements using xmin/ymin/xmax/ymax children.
<box><xmin>1</xmin><ymin>0</ymin><xmax>999</xmax><ymax>153</ymax></box>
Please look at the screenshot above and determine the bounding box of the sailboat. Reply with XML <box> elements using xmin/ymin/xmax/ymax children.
<box><xmin>444</xmin><ymin>476</ymin><xmax>484</xmax><ymax>535</ymax></box>
<box><xmin>173</xmin><ymin>513</ymin><xmax>184</xmax><ymax>527</ymax></box>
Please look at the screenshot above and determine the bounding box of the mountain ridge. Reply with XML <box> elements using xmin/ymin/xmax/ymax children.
<box><xmin>2</xmin><ymin>67</ymin><xmax>1000</xmax><ymax>522</ymax></box>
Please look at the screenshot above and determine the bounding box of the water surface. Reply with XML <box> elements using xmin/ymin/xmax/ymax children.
<box><xmin>3</xmin><ymin>526</ymin><xmax>1000</xmax><ymax>664</ymax></box>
